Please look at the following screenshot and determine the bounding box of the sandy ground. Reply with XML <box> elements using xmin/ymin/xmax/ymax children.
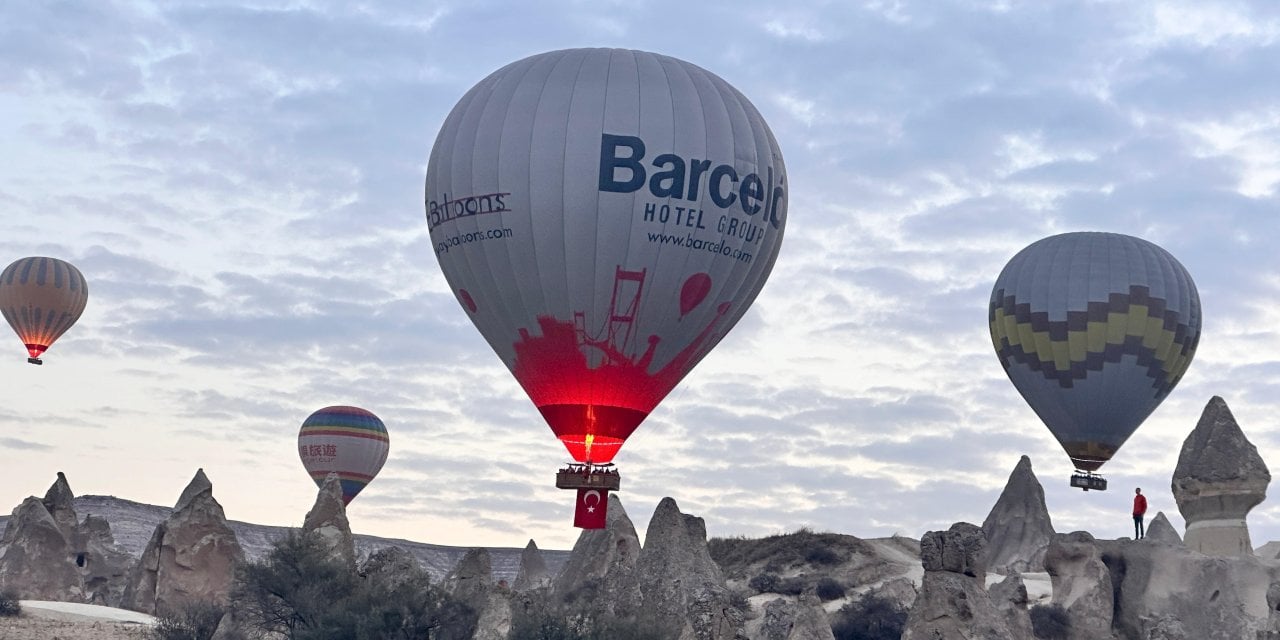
<box><xmin>0</xmin><ymin>601</ymin><xmax>155</xmax><ymax>640</ymax></box>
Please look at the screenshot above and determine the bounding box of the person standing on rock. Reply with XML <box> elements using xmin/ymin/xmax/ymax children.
<box><xmin>1133</xmin><ymin>487</ymin><xmax>1148</xmax><ymax>539</ymax></box>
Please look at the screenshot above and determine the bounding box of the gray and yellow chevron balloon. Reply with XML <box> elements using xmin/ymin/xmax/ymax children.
<box><xmin>989</xmin><ymin>232</ymin><xmax>1202</xmax><ymax>472</ymax></box>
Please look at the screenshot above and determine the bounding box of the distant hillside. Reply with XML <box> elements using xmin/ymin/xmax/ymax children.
<box><xmin>710</xmin><ymin>528</ymin><xmax>921</xmax><ymax>598</ymax></box>
<box><xmin>0</xmin><ymin>494</ymin><xmax>568</xmax><ymax>583</ymax></box>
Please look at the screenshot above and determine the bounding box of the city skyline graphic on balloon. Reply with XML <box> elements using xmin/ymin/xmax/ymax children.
<box><xmin>425</xmin><ymin>48</ymin><xmax>789</xmax><ymax>469</ymax></box>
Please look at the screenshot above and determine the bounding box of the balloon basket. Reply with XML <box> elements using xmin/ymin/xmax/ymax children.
<box><xmin>1070</xmin><ymin>472</ymin><xmax>1107</xmax><ymax>491</ymax></box>
<box><xmin>26</xmin><ymin>357</ymin><xmax>42</xmax><ymax>365</ymax></box>
<box><xmin>556</xmin><ymin>463</ymin><xmax>621</xmax><ymax>491</ymax></box>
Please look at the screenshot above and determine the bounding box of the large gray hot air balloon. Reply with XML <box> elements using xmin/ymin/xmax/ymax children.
<box><xmin>425</xmin><ymin>48</ymin><xmax>787</xmax><ymax>527</ymax></box>
<box><xmin>989</xmin><ymin>232</ymin><xmax>1202</xmax><ymax>490</ymax></box>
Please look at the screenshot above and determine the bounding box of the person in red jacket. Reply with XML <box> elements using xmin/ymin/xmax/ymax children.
<box><xmin>1133</xmin><ymin>487</ymin><xmax>1148</xmax><ymax>539</ymax></box>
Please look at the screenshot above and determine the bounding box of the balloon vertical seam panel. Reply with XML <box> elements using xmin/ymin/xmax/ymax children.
<box><xmin>477</xmin><ymin>51</ymin><xmax>541</xmax><ymax>373</ymax></box>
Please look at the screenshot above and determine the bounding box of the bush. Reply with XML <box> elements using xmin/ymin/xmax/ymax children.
<box><xmin>0</xmin><ymin>589</ymin><xmax>20</xmax><ymax>617</ymax></box>
<box><xmin>814</xmin><ymin>577</ymin><xmax>846</xmax><ymax>601</ymax></box>
<box><xmin>804</xmin><ymin>545</ymin><xmax>840</xmax><ymax>566</ymax></box>
<box><xmin>776</xmin><ymin>577</ymin><xmax>806</xmax><ymax>596</ymax></box>
<box><xmin>831</xmin><ymin>592</ymin><xmax>907</xmax><ymax>640</ymax></box>
<box><xmin>509</xmin><ymin>611</ymin><xmax>672</xmax><ymax>640</ymax></box>
<box><xmin>509</xmin><ymin>611</ymin><xmax>579</xmax><ymax>640</ymax></box>
<box><xmin>152</xmin><ymin>600</ymin><xmax>226</xmax><ymax>640</ymax></box>
<box><xmin>231</xmin><ymin>531</ymin><xmax>468</xmax><ymax>639</ymax></box>
<box><xmin>1030</xmin><ymin>603</ymin><xmax>1071</xmax><ymax>640</ymax></box>
<box><xmin>748</xmin><ymin>572</ymin><xmax>781</xmax><ymax>593</ymax></box>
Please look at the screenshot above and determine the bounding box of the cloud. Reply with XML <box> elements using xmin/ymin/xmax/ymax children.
<box><xmin>0</xmin><ymin>437</ymin><xmax>54</xmax><ymax>452</ymax></box>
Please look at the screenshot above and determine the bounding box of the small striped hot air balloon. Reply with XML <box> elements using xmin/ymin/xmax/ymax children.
<box><xmin>297</xmin><ymin>406</ymin><xmax>390</xmax><ymax>505</ymax></box>
<box><xmin>0</xmin><ymin>257</ymin><xmax>89</xmax><ymax>365</ymax></box>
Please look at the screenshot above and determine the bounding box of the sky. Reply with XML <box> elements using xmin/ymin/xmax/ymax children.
<box><xmin>3</xmin><ymin>0</ymin><xmax>1280</xmax><ymax>552</ymax></box>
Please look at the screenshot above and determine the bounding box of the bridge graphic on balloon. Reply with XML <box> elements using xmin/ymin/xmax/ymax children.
<box><xmin>502</xmin><ymin>267</ymin><xmax>731</xmax><ymax>466</ymax></box>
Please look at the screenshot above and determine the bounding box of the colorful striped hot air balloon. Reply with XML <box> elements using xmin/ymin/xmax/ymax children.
<box><xmin>989</xmin><ymin>232</ymin><xmax>1202</xmax><ymax>489</ymax></box>
<box><xmin>0</xmin><ymin>257</ymin><xmax>89</xmax><ymax>365</ymax></box>
<box><xmin>297</xmin><ymin>406</ymin><xmax>390</xmax><ymax>505</ymax></box>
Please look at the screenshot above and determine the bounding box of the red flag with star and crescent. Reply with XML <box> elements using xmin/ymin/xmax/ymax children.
<box><xmin>574</xmin><ymin>488</ymin><xmax>608</xmax><ymax>529</ymax></box>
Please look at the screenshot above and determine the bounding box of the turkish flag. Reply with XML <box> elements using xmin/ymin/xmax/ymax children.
<box><xmin>574</xmin><ymin>488</ymin><xmax>609</xmax><ymax>529</ymax></box>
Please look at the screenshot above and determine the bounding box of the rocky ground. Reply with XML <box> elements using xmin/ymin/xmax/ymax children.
<box><xmin>0</xmin><ymin>601</ymin><xmax>153</xmax><ymax>639</ymax></box>
<box><xmin>0</xmin><ymin>617</ymin><xmax>150</xmax><ymax>640</ymax></box>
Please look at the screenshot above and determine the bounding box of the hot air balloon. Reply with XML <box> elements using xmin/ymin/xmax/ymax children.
<box><xmin>297</xmin><ymin>406</ymin><xmax>390</xmax><ymax>505</ymax></box>
<box><xmin>989</xmin><ymin>232</ymin><xmax>1202</xmax><ymax>490</ymax></box>
<box><xmin>0</xmin><ymin>257</ymin><xmax>89</xmax><ymax>365</ymax></box>
<box><xmin>425</xmin><ymin>48</ymin><xmax>788</xmax><ymax>527</ymax></box>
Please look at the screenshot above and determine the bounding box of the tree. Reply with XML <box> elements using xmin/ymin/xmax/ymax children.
<box><xmin>230</xmin><ymin>531</ymin><xmax>468</xmax><ymax>639</ymax></box>
<box><xmin>830</xmin><ymin>592</ymin><xmax>908</xmax><ymax>640</ymax></box>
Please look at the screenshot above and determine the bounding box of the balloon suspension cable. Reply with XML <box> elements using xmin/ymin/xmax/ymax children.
<box><xmin>1069</xmin><ymin>470</ymin><xmax>1107</xmax><ymax>492</ymax></box>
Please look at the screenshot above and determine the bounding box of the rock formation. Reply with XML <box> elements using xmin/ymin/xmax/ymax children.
<box><xmin>0</xmin><ymin>497</ymin><xmax>84</xmax><ymax>600</ymax></box>
<box><xmin>1173</xmin><ymin>395</ymin><xmax>1270</xmax><ymax>556</ymax></box>
<box><xmin>360</xmin><ymin>546</ymin><xmax>424</xmax><ymax>590</ymax></box>
<box><xmin>122</xmin><ymin>469</ymin><xmax>245</xmax><ymax>615</ymax></box>
<box><xmin>919</xmin><ymin>521</ymin><xmax>986</xmax><ymax>581</ymax></box>
<box><xmin>473</xmin><ymin>588</ymin><xmax>514</xmax><ymax>640</ymax></box>
<box><xmin>634</xmin><ymin>497</ymin><xmax>743</xmax><ymax>639</ymax></box>
<box><xmin>74</xmin><ymin>513</ymin><xmax>134</xmax><ymax>605</ymax></box>
<box><xmin>552</xmin><ymin>493</ymin><xmax>641</xmax><ymax>617</ymax></box>
<box><xmin>302</xmin><ymin>472</ymin><xmax>355</xmax><ymax>569</ymax></box>
<box><xmin>0</xmin><ymin>472</ymin><xmax>132</xmax><ymax>605</ymax></box>
<box><xmin>42</xmin><ymin>472</ymin><xmax>78</xmax><ymax>540</ymax></box>
<box><xmin>443</xmin><ymin>546</ymin><xmax>494</xmax><ymax>613</ymax></box>
<box><xmin>1096</xmin><ymin>537</ymin><xmax>1280</xmax><ymax>640</ymax></box>
<box><xmin>987</xmin><ymin>574</ymin><xmax>1033</xmax><ymax>639</ymax></box>
<box><xmin>903</xmin><ymin>522</ymin><xmax>1012</xmax><ymax>639</ymax></box>
<box><xmin>756</xmin><ymin>595</ymin><xmax>835</xmax><ymax>640</ymax></box>
<box><xmin>1144</xmin><ymin>511</ymin><xmax>1182</xmax><ymax>545</ymax></box>
<box><xmin>512</xmin><ymin>539</ymin><xmax>550</xmax><ymax>592</ymax></box>
<box><xmin>865</xmin><ymin>576</ymin><xmax>918</xmax><ymax>613</ymax></box>
<box><xmin>982</xmin><ymin>455</ymin><xmax>1055</xmax><ymax>574</ymax></box>
<box><xmin>440</xmin><ymin>546</ymin><xmax>500</xmax><ymax>639</ymax></box>
<box><xmin>1043</xmin><ymin>531</ymin><xmax>1117</xmax><ymax>640</ymax></box>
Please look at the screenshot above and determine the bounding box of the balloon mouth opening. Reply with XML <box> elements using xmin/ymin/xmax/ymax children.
<box><xmin>559</xmin><ymin>435</ymin><xmax>626</xmax><ymax>465</ymax></box>
<box><xmin>25</xmin><ymin>343</ymin><xmax>47</xmax><ymax>358</ymax></box>
<box><xmin>1061</xmin><ymin>440</ymin><xmax>1118</xmax><ymax>472</ymax></box>
<box><xmin>1068</xmin><ymin>455</ymin><xmax>1111</xmax><ymax>472</ymax></box>
<box><xmin>540</xmin><ymin>404</ymin><xmax>648</xmax><ymax>464</ymax></box>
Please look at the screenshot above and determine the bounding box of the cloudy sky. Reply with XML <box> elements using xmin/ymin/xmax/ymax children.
<box><xmin>3</xmin><ymin>0</ymin><xmax>1280</xmax><ymax>552</ymax></box>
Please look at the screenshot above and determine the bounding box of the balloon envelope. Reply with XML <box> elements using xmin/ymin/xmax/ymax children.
<box><xmin>298</xmin><ymin>406</ymin><xmax>390</xmax><ymax>505</ymax></box>
<box><xmin>426</xmin><ymin>48</ymin><xmax>788</xmax><ymax>463</ymax></box>
<box><xmin>989</xmin><ymin>232</ymin><xmax>1202</xmax><ymax>471</ymax></box>
<box><xmin>0</xmin><ymin>257</ymin><xmax>89</xmax><ymax>362</ymax></box>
